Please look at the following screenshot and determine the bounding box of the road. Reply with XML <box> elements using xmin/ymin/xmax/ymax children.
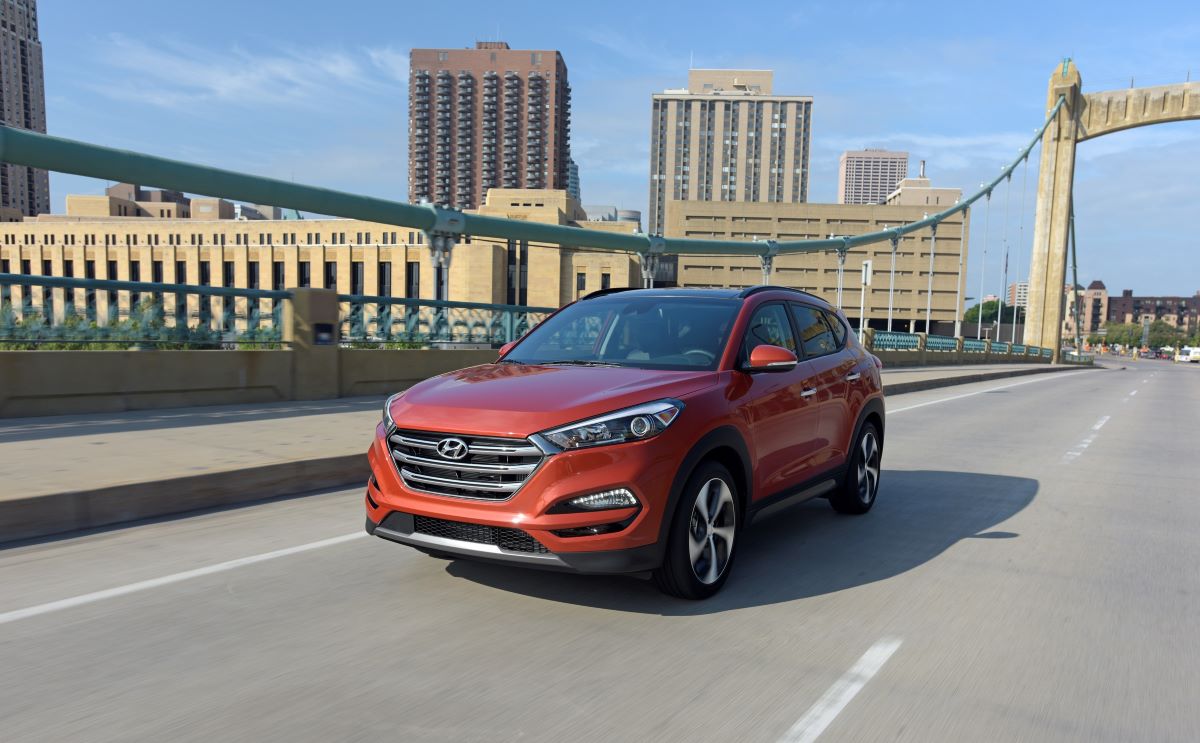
<box><xmin>2</xmin><ymin>360</ymin><xmax>1198</xmax><ymax>742</ymax></box>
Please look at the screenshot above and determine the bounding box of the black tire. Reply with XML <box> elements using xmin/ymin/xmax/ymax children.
<box><xmin>653</xmin><ymin>461</ymin><xmax>741</xmax><ymax>600</ymax></box>
<box><xmin>830</xmin><ymin>421</ymin><xmax>882</xmax><ymax>515</ymax></box>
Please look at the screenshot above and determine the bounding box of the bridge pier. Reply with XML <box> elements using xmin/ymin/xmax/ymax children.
<box><xmin>1025</xmin><ymin>61</ymin><xmax>1081</xmax><ymax>363</ymax></box>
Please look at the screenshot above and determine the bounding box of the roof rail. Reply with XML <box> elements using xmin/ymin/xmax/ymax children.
<box><xmin>581</xmin><ymin>287</ymin><xmax>638</xmax><ymax>300</ymax></box>
<box><xmin>735</xmin><ymin>285</ymin><xmax>825</xmax><ymax>302</ymax></box>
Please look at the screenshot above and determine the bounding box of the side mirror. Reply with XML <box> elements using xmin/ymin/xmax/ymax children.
<box><xmin>745</xmin><ymin>344</ymin><xmax>798</xmax><ymax>373</ymax></box>
<box><xmin>497</xmin><ymin>341</ymin><xmax>517</xmax><ymax>358</ymax></box>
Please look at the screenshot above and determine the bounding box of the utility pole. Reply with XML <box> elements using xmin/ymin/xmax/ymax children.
<box><xmin>887</xmin><ymin>234</ymin><xmax>898</xmax><ymax>331</ymax></box>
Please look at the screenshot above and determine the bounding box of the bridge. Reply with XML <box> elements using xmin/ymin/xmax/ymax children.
<box><xmin>1</xmin><ymin>60</ymin><xmax>1199</xmax><ymax>742</ymax></box>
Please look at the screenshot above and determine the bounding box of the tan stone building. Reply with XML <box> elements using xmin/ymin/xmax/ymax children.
<box><xmin>0</xmin><ymin>189</ymin><xmax>640</xmax><ymax>323</ymax></box>
<box><xmin>666</xmin><ymin>192</ymin><xmax>969</xmax><ymax>332</ymax></box>
<box><xmin>648</xmin><ymin>70</ymin><xmax>813</xmax><ymax>235</ymax></box>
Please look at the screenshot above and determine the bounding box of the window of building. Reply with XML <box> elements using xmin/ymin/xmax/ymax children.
<box><xmin>247</xmin><ymin>262</ymin><xmax>260</xmax><ymax>290</ymax></box>
<box><xmin>350</xmin><ymin>261</ymin><xmax>364</xmax><ymax>295</ymax></box>
<box><xmin>42</xmin><ymin>259</ymin><xmax>52</xmax><ymax>275</ymax></box>
<box><xmin>437</xmin><ymin>52</ymin><xmax>448</xmax><ymax>61</ymax></box>
<box><xmin>405</xmin><ymin>261</ymin><xmax>420</xmax><ymax>298</ymax></box>
<box><xmin>601</xmin><ymin>273</ymin><xmax>611</xmax><ymax>290</ymax></box>
<box><xmin>576</xmin><ymin>272</ymin><xmax>586</xmax><ymax>293</ymax></box>
<box><xmin>85</xmin><ymin>260</ymin><xmax>96</xmax><ymax>279</ymax></box>
<box><xmin>63</xmin><ymin>259</ymin><xmax>74</xmax><ymax>277</ymax></box>
<box><xmin>299</xmin><ymin>261</ymin><xmax>311</xmax><ymax>288</ymax></box>
<box><xmin>378</xmin><ymin>263</ymin><xmax>392</xmax><ymax>296</ymax></box>
<box><xmin>106</xmin><ymin>260</ymin><xmax>117</xmax><ymax>280</ymax></box>
<box><xmin>222</xmin><ymin>261</ymin><xmax>235</xmax><ymax>287</ymax></box>
<box><xmin>200</xmin><ymin>262</ymin><xmax>212</xmax><ymax>286</ymax></box>
<box><xmin>324</xmin><ymin>261</ymin><xmax>337</xmax><ymax>289</ymax></box>
<box><xmin>152</xmin><ymin>260</ymin><xmax>164</xmax><ymax>284</ymax></box>
<box><xmin>272</xmin><ymin>261</ymin><xmax>285</xmax><ymax>291</ymax></box>
<box><xmin>175</xmin><ymin>261</ymin><xmax>187</xmax><ymax>284</ymax></box>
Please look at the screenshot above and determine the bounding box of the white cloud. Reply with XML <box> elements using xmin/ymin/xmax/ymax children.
<box><xmin>90</xmin><ymin>34</ymin><xmax>405</xmax><ymax>110</ymax></box>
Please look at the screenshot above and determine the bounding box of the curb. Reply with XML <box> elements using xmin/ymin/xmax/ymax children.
<box><xmin>883</xmin><ymin>363</ymin><xmax>1087</xmax><ymax>396</ymax></box>
<box><xmin>0</xmin><ymin>454</ymin><xmax>366</xmax><ymax>545</ymax></box>
<box><xmin>1</xmin><ymin>363</ymin><xmax>1094</xmax><ymax>545</ymax></box>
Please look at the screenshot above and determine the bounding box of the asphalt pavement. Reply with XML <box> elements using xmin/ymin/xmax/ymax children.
<box><xmin>2</xmin><ymin>359</ymin><xmax>1198</xmax><ymax>742</ymax></box>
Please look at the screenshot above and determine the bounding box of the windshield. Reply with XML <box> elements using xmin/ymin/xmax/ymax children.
<box><xmin>502</xmin><ymin>295</ymin><xmax>740</xmax><ymax>370</ymax></box>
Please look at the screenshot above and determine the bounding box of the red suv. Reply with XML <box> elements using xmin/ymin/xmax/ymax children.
<box><xmin>365</xmin><ymin>287</ymin><xmax>885</xmax><ymax>598</ymax></box>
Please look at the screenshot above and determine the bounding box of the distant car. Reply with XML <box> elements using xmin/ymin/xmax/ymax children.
<box><xmin>1177</xmin><ymin>348</ymin><xmax>1196</xmax><ymax>363</ymax></box>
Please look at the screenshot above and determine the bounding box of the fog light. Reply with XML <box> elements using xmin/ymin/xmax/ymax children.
<box><xmin>565</xmin><ymin>488</ymin><xmax>638</xmax><ymax>511</ymax></box>
<box><xmin>552</xmin><ymin>522</ymin><xmax>628</xmax><ymax>538</ymax></box>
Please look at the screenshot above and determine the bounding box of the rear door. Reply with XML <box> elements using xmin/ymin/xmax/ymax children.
<box><xmin>790</xmin><ymin>303</ymin><xmax>856</xmax><ymax>467</ymax></box>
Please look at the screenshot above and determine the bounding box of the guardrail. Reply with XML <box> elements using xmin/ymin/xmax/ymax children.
<box><xmin>872</xmin><ymin>331</ymin><xmax>921</xmax><ymax>351</ymax></box>
<box><xmin>0</xmin><ymin>273</ymin><xmax>554</xmax><ymax>349</ymax></box>
<box><xmin>1</xmin><ymin>273</ymin><xmax>287</xmax><ymax>349</ymax></box>
<box><xmin>338</xmin><ymin>293</ymin><xmax>553</xmax><ymax>346</ymax></box>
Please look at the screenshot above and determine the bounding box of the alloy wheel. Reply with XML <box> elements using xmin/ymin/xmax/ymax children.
<box><xmin>857</xmin><ymin>430</ymin><xmax>881</xmax><ymax>503</ymax></box>
<box><xmin>687</xmin><ymin>477</ymin><xmax>736</xmax><ymax>584</ymax></box>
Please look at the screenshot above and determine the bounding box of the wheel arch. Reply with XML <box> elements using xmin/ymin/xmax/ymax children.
<box><xmin>658</xmin><ymin>425</ymin><xmax>753</xmax><ymax>543</ymax></box>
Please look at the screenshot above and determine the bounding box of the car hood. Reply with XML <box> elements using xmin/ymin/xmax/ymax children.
<box><xmin>387</xmin><ymin>363</ymin><xmax>717</xmax><ymax>437</ymax></box>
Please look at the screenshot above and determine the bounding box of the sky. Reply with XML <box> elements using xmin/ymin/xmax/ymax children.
<box><xmin>37</xmin><ymin>0</ymin><xmax>1200</xmax><ymax>298</ymax></box>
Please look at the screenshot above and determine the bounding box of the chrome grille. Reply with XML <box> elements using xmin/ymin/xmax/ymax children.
<box><xmin>388</xmin><ymin>429</ymin><xmax>543</xmax><ymax>500</ymax></box>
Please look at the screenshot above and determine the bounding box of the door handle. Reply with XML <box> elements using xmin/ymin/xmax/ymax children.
<box><xmin>845</xmin><ymin>372</ymin><xmax>861</xmax><ymax>382</ymax></box>
<box><xmin>800</xmin><ymin>388</ymin><xmax>817</xmax><ymax>398</ymax></box>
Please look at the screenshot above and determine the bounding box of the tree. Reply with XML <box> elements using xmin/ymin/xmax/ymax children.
<box><xmin>964</xmin><ymin>300</ymin><xmax>1025</xmax><ymax>326</ymax></box>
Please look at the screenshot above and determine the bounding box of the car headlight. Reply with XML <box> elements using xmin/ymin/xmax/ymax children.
<box><xmin>382</xmin><ymin>392</ymin><xmax>404</xmax><ymax>429</ymax></box>
<box><xmin>534</xmin><ymin>399</ymin><xmax>683</xmax><ymax>451</ymax></box>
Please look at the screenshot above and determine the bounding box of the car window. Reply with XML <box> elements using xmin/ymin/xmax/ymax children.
<box><xmin>504</xmin><ymin>295</ymin><xmax>739</xmax><ymax>370</ymax></box>
<box><xmin>741</xmin><ymin>304</ymin><xmax>797</xmax><ymax>360</ymax></box>
<box><xmin>791</xmin><ymin>304</ymin><xmax>838</xmax><ymax>358</ymax></box>
<box><xmin>822</xmin><ymin>309</ymin><xmax>848</xmax><ymax>347</ymax></box>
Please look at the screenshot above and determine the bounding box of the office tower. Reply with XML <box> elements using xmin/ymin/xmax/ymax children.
<box><xmin>838</xmin><ymin>149</ymin><xmax>908</xmax><ymax>205</ymax></box>
<box><xmin>0</xmin><ymin>0</ymin><xmax>49</xmax><ymax>215</ymax></box>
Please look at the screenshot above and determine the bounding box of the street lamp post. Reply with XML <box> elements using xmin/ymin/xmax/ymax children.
<box><xmin>887</xmin><ymin>234</ymin><xmax>898</xmax><ymax>332</ymax></box>
<box><xmin>954</xmin><ymin>221</ymin><xmax>965</xmax><ymax>338</ymax></box>
<box><xmin>859</xmin><ymin>259</ymin><xmax>873</xmax><ymax>343</ymax></box>
<box><xmin>924</xmin><ymin>221</ymin><xmax>937</xmax><ymax>334</ymax></box>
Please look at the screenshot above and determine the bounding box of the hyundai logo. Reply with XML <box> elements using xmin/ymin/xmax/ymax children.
<box><xmin>436</xmin><ymin>437</ymin><xmax>469</xmax><ymax>460</ymax></box>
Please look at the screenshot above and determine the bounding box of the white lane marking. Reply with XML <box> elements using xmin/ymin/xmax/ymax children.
<box><xmin>1129</xmin><ymin>389</ymin><xmax>1138</xmax><ymax>396</ymax></box>
<box><xmin>0</xmin><ymin>532</ymin><xmax>366</xmax><ymax>625</ymax></box>
<box><xmin>1062</xmin><ymin>415</ymin><xmax>1111</xmax><ymax>464</ymax></box>
<box><xmin>778</xmin><ymin>638</ymin><xmax>902</xmax><ymax>743</ymax></box>
<box><xmin>890</xmin><ymin>371</ymin><xmax>1090</xmax><ymax>415</ymax></box>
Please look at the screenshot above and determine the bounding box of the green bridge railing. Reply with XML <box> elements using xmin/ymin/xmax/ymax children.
<box><xmin>0</xmin><ymin>273</ymin><xmax>553</xmax><ymax>349</ymax></box>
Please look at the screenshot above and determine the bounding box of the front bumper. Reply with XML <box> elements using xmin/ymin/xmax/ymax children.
<box><xmin>365</xmin><ymin>421</ymin><xmax>681</xmax><ymax>574</ymax></box>
<box><xmin>364</xmin><ymin>514</ymin><xmax>662</xmax><ymax>573</ymax></box>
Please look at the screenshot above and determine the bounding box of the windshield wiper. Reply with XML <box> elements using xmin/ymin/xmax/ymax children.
<box><xmin>539</xmin><ymin>360</ymin><xmax>622</xmax><ymax>367</ymax></box>
<box><xmin>497</xmin><ymin>358</ymin><xmax>526</xmax><ymax>365</ymax></box>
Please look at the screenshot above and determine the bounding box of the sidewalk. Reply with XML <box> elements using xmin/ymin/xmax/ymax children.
<box><xmin>0</xmin><ymin>363</ymin><xmax>1077</xmax><ymax>543</ymax></box>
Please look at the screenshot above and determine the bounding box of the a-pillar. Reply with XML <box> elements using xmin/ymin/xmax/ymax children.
<box><xmin>1026</xmin><ymin>60</ymin><xmax>1082</xmax><ymax>362</ymax></box>
<box><xmin>284</xmin><ymin>287</ymin><xmax>340</xmax><ymax>400</ymax></box>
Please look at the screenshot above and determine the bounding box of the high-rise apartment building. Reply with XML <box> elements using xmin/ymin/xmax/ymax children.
<box><xmin>838</xmin><ymin>149</ymin><xmax>908</xmax><ymax>205</ymax></box>
<box><xmin>1007</xmin><ymin>281</ymin><xmax>1029</xmax><ymax>308</ymax></box>
<box><xmin>408</xmin><ymin>42</ymin><xmax>571</xmax><ymax>210</ymax></box>
<box><xmin>648</xmin><ymin>70</ymin><xmax>813</xmax><ymax>235</ymax></box>
<box><xmin>0</xmin><ymin>0</ymin><xmax>49</xmax><ymax>216</ymax></box>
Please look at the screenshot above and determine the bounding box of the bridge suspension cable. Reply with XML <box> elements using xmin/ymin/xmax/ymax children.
<box><xmin>1012</xmin><ymin>150</ymin><xmax>1032</xmax><ymax>344</ymax></box>
<box><xmin>996</xmin><ymin>168</ymin><xmax>1013</xmax><ymax>342</ymax></box>
<box><xmin>976</xmin><ymin>190</ymin><xmax>992</xmax><ymax>340</ymax></box>
<box><xmin>0</xmin><ymin>97</ymin><xmax>1068</xmax><ymax>260</ymax></box>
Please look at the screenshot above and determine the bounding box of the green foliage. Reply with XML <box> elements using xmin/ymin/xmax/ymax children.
<box><xmin>1095</xmin><ymin>320</ymin><xmax>1188</xmax><ymax>349</ymax></box>
<box><xmin>0</xmin><ymin>298</ymin><xmax>279</xmax><ymax>350</ymax></box>
<box><xmin>964</xmin><ymin>300</ymin><xmax>1025</xmax><ymax>326</ymax></box>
